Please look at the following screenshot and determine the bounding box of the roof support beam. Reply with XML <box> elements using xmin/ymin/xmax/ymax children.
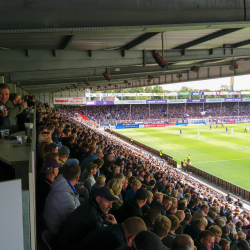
<box><xmin>233</xmin><ymin>39</ymin><xmax>250</xmax><ymax>48</ymax></box>
<box><xmin>173</xmin><ymin>28</ymin><xmax>242</xmax><ymax>50</ymax></box>
<box><xmin>121</xmin><ymin>32</ymin><xmax>159</xmax><ymax>51</ymax></box>
<box><xmin>61</xmin><ymin>35</ymin><xmax>75</xmax><ymax>50</ymax></box>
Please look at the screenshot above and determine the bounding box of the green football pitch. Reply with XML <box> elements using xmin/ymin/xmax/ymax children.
<box><xmin>116</xmin><ymin>124</ymin><xmax>250</xmax><ymax>190</ymax></box>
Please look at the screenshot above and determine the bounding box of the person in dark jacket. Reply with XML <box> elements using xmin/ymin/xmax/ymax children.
<box><xmin>52</xmin><ymin>186</ymin><xmax>118</xmax><ymax>250</ymax></box>
<box><xmin>36</xmin><ymin>158</ymin><xmax>62</xmax><ymax>214</ymax></box>
<box><xmin>208</xmin><ymin>225</ymin><xmax>222</xmax><ymax>250</ymax></box>
<box><xmin>184</xmin><ymin>219</ymin><xmax>205</xmax><ymax>241</ymax></box>
<box><xmin>155</xmin><ymin>179</ymin><xmax>168</xmax><ymax>193</ymax></box>
<box><xmin>194</xmin><ymin>230</ymin><xmax>215</xmax><ymax>250</ymax></box>
<box><xmin>142</xmin><ymin>206</ymin><xmax>161</xmax><ymax>231</ymax></box>
<box><xmin>115</xmin><ymin>188</ymin><xmax>150</xmax><ymax>223</ymax></box>
<box><xmin>77</xmin><ymin>217</ymin><xmax>147</xmax><ymax>250</ymax></box>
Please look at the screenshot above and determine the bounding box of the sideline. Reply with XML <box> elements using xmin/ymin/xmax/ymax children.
<box><xmin>194</xmin><ymin>158</ymin><xmax>250</xmax><ymax>164</ymax></box>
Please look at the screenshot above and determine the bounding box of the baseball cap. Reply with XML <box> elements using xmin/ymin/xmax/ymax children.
<box><xmin>134</xmin><ymin>231</ymin><xmax>168</xmax><ymax>250</ymax></box>
<box><xmin>237</xmin><ymin>240</ymin><xmax>250</xmax><ymax>250</ymax></box>
<box><xmin>94</xmin><ymin>186</ymin><xmax>119</xmax><ymax>201</ymax></box>
<box><xmin>135</xmin><ymin>188</ymin><xmax>151</xmax><ymax>200</ymax></box>
<box><xmin>58</xmin><ymin>145</ymin><xmax>70</xmax><ymax>156</ymax></box>
<box><xmin>41</xmin><ymin>158</ymin><xmax>63</xmax><ymax>172</ymax></box>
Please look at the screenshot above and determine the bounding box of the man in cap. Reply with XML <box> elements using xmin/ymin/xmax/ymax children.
<box><xmin>53</xmin><ymin>186</ymin><xmax>118</xmax><ymax>250</ymax></box>
<box><xmin>36</xmin><ymin>158</ymin><xmax>62</xmax><ymax>214</ymax></box>
<box><xmin>115</xmin><ymin>188</ymin><xmax>151</xmax><ymax>224</ymax></box>
<box><xmin>77</xmin><ymin>217</ymin><xmax>147</xmax><ymax>250</ymax></box>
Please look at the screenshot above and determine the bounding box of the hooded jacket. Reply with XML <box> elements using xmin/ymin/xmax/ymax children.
<box><xmin>43</xmin><ymin>174</ymin><xmax>80</xmax><ymax>235</ymax></box>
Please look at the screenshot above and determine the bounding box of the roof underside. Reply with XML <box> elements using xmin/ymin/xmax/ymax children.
<box><xmin>2</xmin><ymin>0</ymin><xmax>250</xmax><ymax>93</ymax></box>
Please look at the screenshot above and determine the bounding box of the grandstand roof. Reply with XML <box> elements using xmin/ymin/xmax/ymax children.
<box><xmin>3</xmin><ymin>1</ymin><xmax>250</xmax><ymax>93</ymax></box>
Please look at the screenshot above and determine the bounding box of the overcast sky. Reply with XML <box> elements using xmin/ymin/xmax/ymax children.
<box><xmin>160</xmin><ymin>74</ymin><xmax>250</xmax><ymax>91</ymax></box>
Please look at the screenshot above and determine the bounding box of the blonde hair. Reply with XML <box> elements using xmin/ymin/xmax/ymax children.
<box><xmin>209</xmin><ymin>225</ymin><xmax>222</xmax><ymax>236</ymax></box>
<box><xmin>153</xmin><ymin>192</ymin><xmax>163</xmax><ymax>200</ymax></box>
<box><xmin>238</xmin><ymin>231</ymin><xmax>246</xmax><ymax>240</ymax></box>
<box><xmin>147</xmin><ymin>190</ymin><xmax>153</xmax><ymax>197</ymax></box>
<box><xmin>124</xmin><ymin>171</ymin><xmax>132</xmax><ymax>179</ymax></box>
<box><xmin>107</xmin><ymin>179</ymin><xmax>122</xmax><ymax>195</ymax></box>
<box><xmin>170</xmin><ymin>190</ymin><xmax>178</xmax><ymax>197</ymax></box>
<box><xmin>200</xmin><ymin>217</ymin><xmax>208</xmax><ymax>227</ymax></box>
<box><xmin>96</xmin><ymin>176</ymin><xmax>106</xmax><ymax>186</ymax></box>
<box><xmin>132</xmin><ymin>179</ymin><xmax>142</xmax><ymax>188</ymax></box>
<box><xmin>153</xmin><ymin>215</ymin><xmax>171</xmax><ymax>238</ymax></box>
<box><xmin>113</xmin><ymin>165</ymin><xmax>120</xmax><ymax>172</ymax></box>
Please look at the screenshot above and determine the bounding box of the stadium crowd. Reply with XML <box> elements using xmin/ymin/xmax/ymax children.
<box><xmin>60</xmin><ymin>102</ymin><xmax>250</xmax><ymax>123</ymax></box>
<box><xmin>34</xmin><ymin>102</ymin><xmax>250</xmax><ymax>250</ymax></box>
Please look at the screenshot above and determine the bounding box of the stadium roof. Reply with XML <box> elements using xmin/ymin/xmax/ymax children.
<box><xmin>3</xmin><ymin>0</ymin><xmax>250</xmax><ymax>93</ymax></box>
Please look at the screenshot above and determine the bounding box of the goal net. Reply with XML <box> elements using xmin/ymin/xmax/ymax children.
<box><xmin>188</xmin><ymin>118</ymin><xmax>209</xmax><ymax>125</ymax></box>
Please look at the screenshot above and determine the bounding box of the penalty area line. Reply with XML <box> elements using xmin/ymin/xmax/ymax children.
<box><xmin>194</xmin><ymin>158</ymin><xmax>250</xmax><ymax>164</ymax></box>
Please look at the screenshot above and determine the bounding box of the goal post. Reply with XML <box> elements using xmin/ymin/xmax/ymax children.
<box><xmin>188</xmin><ymin>118</ymin><xmax>209</xmax><ymax>125</ymax></box>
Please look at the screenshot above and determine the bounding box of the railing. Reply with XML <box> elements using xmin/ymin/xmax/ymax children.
<box><xmin>182</xmin><ymin>162</ymin><xmax>250</xmax><ymax>201</ymax></box>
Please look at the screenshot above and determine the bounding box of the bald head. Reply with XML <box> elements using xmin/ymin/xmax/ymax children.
<box><xmin>176</xmin><ymin>210</ymin><xmax>185</xmax><ymax>222</ymax></box>
<box><xmin>171</xmin><ymin>234</ymin><xmax>194</xmax><ymax>250</ymax></box>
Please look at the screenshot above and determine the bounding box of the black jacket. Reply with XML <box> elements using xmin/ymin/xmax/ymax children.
<box><xmin>53</xmin><ymin>199</ymin><xmax>106</xmax><ymax>250</ymax></box>
<box><xmin>142</xmin><ymin>214</ymin><xmax>154</xmax><ymax>231</ymax></box>
<box><xmin>162</xmin><ymin>232</ymin><xmax>176</xmax><ymax>248</ymax></box>
<box><xmin>194</xmin><ymin>239</ymin><xmax>208</xmax><ymax>250</ymax></box>
<box><xmin>115</xmin><ymin>197</ymin><xmax>142</xmax><ymax>224</ymax></box>
<box><xmin>52</xmin><ymin>129</ymin><xmax>59</xmax><ymax>144</ymax></box>
<box><xmin>184</xmin><ymin>222</ymin><xmax>201</xmax><ymax>241</ymax></box>
<box><xmin>77</xmin><ymin>224</ymin><xmax>127</xmax><ymax>250</ymax></box>
<box><xmin>151</xmin><ymin>199</ymin><xmax>166</xmax><ymax>216</ymax></box>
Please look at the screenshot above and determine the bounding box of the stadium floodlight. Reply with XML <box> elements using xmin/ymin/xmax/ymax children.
<box><xmin>73</xmin><ymin>84</ymin><xmax>77</xmax><ymax>88</ymax></box>
<box><xmin>191</xmin><ymin>66</ymin><xmax>199</xmax><ymax>73</ymax></box>
<box><xmin>103</xmin><ymin>72</ymin><xmax>111</xmax><ymax>81</ymax></box>
<box><xmin>66</xmin><ymin>86</ymin><xmax>69</xmax><ymax>90</ymax></box>
<box><xmin>61</xmin><ymin>88</ymin><xmax>64</xmax><ymax>91</ymax></box>
<box><xmin>153</xmin><ymin>53</ymin><xmax>167</xmax><ymax>68</ymax></box>
<box><xmin>229</xmin><ymin>64</ymin><xmax>238</xmax><ymax>71</ymax></box>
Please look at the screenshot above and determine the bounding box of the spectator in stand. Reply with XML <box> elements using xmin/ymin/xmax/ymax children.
<box><xmin>155</xmin><ymin>178</ymin><xmax>168</xmax><ymax>192</ymax></box>
<box><xmin>162</xmin><ymin>215</ymin><xmax>180</xmax><ymax>248</ymax></box>
<box><xmin>43</xmin><ymin>163</ymin><xmax>81</xmax><ymax>235</ymax></box>
<box><xmin>194</xmin><ymin>230</ymin><xmax>215</xmax><ymax>250</ymax></box>
<box><xmin>150</xmin><ymin>192</ymin><xmax>164</xmax><ymax>214</ymax></box>
<box><xmin>192</xmin><ymin>204</ymin><xmax>209</xmax><ymax>221</ymax></box>
<box><xmin>219</xmin><ymin>239</ymin><xmax>230</xmax><ymax>250</ymax></box>
<box><xmin>77</xmin><ymin>217</ymin><xmax>147</xmax><ymax>250</ymax></box>
<box><xmin>162</xmin><ymin>196</ymin><xmax>173</xmax><ymax>216</ymax></box>
<box><xmin>125</xmin><ymin>179</ymin><xmax>142</xmax><ymax>200</ymax></box>
<box><xmin>83</xmin><ymin>163</ymin><xmax>98</xmax><ymax>192</ymax></box>
<box><xmin>52</xmin><ymin>186</ymin><xmax>118</xmax><ymax>250</ymax></box>
<box><xmin>175</xmin><ymin>210</ymin><xmax>185</xmax><ymax>235</ymax></box>
<box><xmin>171</xmin><ymin>234</ymin><xmax>195</xmax><ymax>250</ymax></box>
<box><xmin>89</xmin><ymin>175</ymin><xmax>106</xmax><ymax>200</ymax></box>
<box><xmin>52</xmin><ymin>122</ymin><xmax>60</xmax><ymax>143</ymax></box>
<box><xmin>221</xmin><ymin>225</ymin><xmax>238</xmax><ymax>245</ymax></box>
<box><xmin>142</xmin><ymin>174</ymin><xmax>150</xmax><ymax>186</ymax></box>
<box><xmin>142</xmin><ymin>206</ymin><xmax>161</xmax><ymax>231</ymax></box>
<box><xmin>115</xmin><ymin>188</ymin><xmax>150</xmax><ymax>223</ymax></box>
<box><xmin>106</xmin><ymin>165</ymin><xmax>121</xmax><ymax>183</ymax></box>
<box><xmin>36</xmin><ymin>158</ymin><xmax>62</xmax><ymax>214</ymax></box>
<box><xmin>141</xmin><ymin>190</ymin><xmax>153</xmax><ymax>214</ymax></box>
<box><xmin>208</xmin><ymin>225</ymin><xmax>222</xmax><ymax>250</ymax></box>
<box><xmin>80</xmin><ymin>145</ymin><xmax>97</xmax><ymax>171</ymax></box>
<box><xmin>58</xmin><ymin>145</ymin><xmax>70</xmax><ymax>174</ymax></box>
<box><xmin>0</xmin><ymin>84</ymin><xmax>27</xmax><ymax>133</ymax></box>
<box><xmin>153</xmin><ymin>215</ymin><xmax>171</xmax><ymax>241</ymax></box>
<box><xmin>184</xmin><ymin>219</ymin><xmax>206</xmax><ymax>241</ymax></box>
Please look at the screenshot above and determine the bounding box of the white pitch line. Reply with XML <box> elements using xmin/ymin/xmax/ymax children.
<box><xmin>194</xmin><ymin>158</ymin><xmax>250</xmax><ymax>164</ymax></box>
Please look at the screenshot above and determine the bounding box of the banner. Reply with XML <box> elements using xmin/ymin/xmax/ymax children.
<box><xmin>186</xmin><ymin>99</ymin><xmax>206</xmax><ymax>103</ymax></box>
<box><xmin>151</xmin><ymin>93</ymin><xmax>164</xmax><ymax>97</ymax></box>
<box><xmin>206</xmin><ymin>98</ymin><xmax>224</xmax><ymax>102</ymax></box>
<box><xmin>228</xmin><ymin>92</ymin><xmax>241</xmax><ymax>95</ymax></box>
<box><xmin>137</xmin><ymin>93</ymin><xmax>151</xmax><ymax>96</ymax></box>
<box><xmin>86</xmin><ymin>101</ymin><xmax>114</xmax><ymax>105</ymax></box>
<box><xmin>116</xmin><ymin>124</ymin><xmax>139</xmax><ymax>129</ymax></box>
<box><xmin>168</xmin><ymin>99</ymin><xmax>187</xmax><ymax>103</ymax></box>
<box><xmin>216</xmin><ymin>92</ymin><xmax>229</xmax><ymax>95</ymax></box>
<box><xmin>114</xmin><ymin>100</ymin><xmax>146</xmax><ymax>104</ymax></box>
<box><xmin>123</xmin><ymin>93</ymin><xmax>136</xmax><ymax>96</ymax></box>
<box><xmin>191</xmin><ymin>92</ymin><xmax>204</xmax><ymax>96</ymax></box>
<box><xmin>204</xmin><ymin>92</ymin><xmax>216</xmax><ymax>95</ymax></box>
<box><xmin>178</xmin><ymin>92</ymin><xmax>190</xmax><ymax>96</ymax></box>
<box><xmin>54</xmin><ymin>97</ymin><xmax>85</xmax><ymax>104</ymax></box>
<box><xmin>164</xmin><ymin>92</ymin><xmax>178</xmax><ymax>96</ymax></box>
<box><xmin>146</xmin><ymin>100</ymin><xmax>167</xmax><ymax>104</ymax></box>
<box><xmin>224</xmin><ymin>98</ymin><xmax>242</xmax><ymax>102</ymax></box>
<box><xmin>241</xmin><ymin>91</ymin><xmax>250</xmax><ymax>95</ymax></box>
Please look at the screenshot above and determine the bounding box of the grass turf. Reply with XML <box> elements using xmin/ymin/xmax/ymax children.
<box><xmin>116</xmin><ymin>124</ymin><xmax>250</xmax><ymax>190</ymax></box>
